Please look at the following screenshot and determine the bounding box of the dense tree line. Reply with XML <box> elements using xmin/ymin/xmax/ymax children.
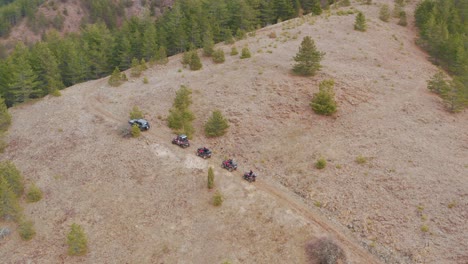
<box><xmin>415</xmin><ymin>0</ymin><xmax>468</xmax><ymax>106</ymax></box>
<box><xmin>0</xmin><ymin>0</ymin><xmax>44</xmax><ymax>37</ymax></box>
<box><xmin>0</xmin><ymin>0</ymin><xmax>326</xmax><ymax>107</ymax></box>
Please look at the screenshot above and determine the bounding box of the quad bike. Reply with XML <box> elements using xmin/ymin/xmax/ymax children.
<box><xmin>243</xmin><ymin>172</ymin><xmax>257</xmax><ymax>182</ymax></box>
<box><xmin>196</xmin><ymin>147</ymin><xmax>212</xmax><ymax>159</ymax></box>
<box><xmin>221</xmin><ymin>159</ymin><xmax>237</xmax><ymax>171</ymax></box>
<box><xmin>172</xmin><ymin>134</ymin><xmax>190</xmax><ymax>148</ymax></box>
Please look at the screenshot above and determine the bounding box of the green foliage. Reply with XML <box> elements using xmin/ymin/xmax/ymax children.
<box><xmin>204</xmin><ymin>110</ymin><xmax>229</xmax><ymax>137</ymax></box>
<box><xmin>212</xmin><ymin>49</ymin><xmax>225</xmax><ymax>63</ymax></box>
<box><xmin>315</xmin><ymin>158</ymin><xmax>327</xmax><ymax>169</ymax></box>
<box><xmin>398</xmin><ymin>11</ymin><xmax>407</xmax><ymax>26</ymax></box>
<box><xmin>355</xmin><ymin>155</ymin><xmax>367</xmax><ymax>164</ymax></box>
<box><xmin>18</xmin><ymin>219</ymin><xmax>35</xmax><ymax>241</ymax></box>
<box><xmin>208</xmin><ymin>167</ymin><xmax>214</xmax><ymax>189</ymax></box>
<box><xmin>108</xmin><ymin>67</ymin><xmax>125</xmax><ymax>87</ymax></box>
<box><xmin>230</xmin><ymin>46</ymin><xmax>239</xmax><ymax>56</ymax></box>
<box><xmin>167</xmin><ymin>86</ymin><xmax>195</xmax><ymax>138</ymax></box>
<box><xmin>354</xmin><ymin>12</ymin><xmax>367</xmax><ymax>32</ymax></box>
<box><xmin>203</xmin><ymin>31</ymin><xmax>215</xmax><ymax>57</ymax></box>
<box><xmin>131</xmin><ymin>58</ymin><xmax>142</xmax><ymax>77</ymax></box>
<box><xmin>26</xmin><ymin>183</ymin><xmax>42</xmax><ymax>203</ymax></box>
<box><xmin>379</xmin><ymin>4</ymin><xmax>391</xmax><ymax>22</ymax></box>
<box><xmin>240</xmin><ymin>46</ymin><xmax>251</xmax><ymax>59</ymax></box>
<box><xmin>0</xmin><ymin>97</ymin><xmax>11</xmax><ymax>131</ymax></box>
<box><xmin>143</xmin><ymin>77</ymin><xmax>149</xmax><ymax>84</ymax></box>
<box><xmin>129</xmin><ymin>106</ymin><xmax>144</xmax><ymax>119</ymax></box>
<box><xmin>428</xmin><ymin>72</ymin><xmax>467</xmax><ymax>112</ymax></box>
<box><xmin>441</xmin><ymin>78</ymin><xmax>467</xmax><ymax>113</ymax></box>
<box><xmin>292</xmin><ymin>36</ymin><xmax>324</xmax><ymax>76</ymax></box>
<box><xmin>67</xmin><ymin>223</ymin><xmax>88</xmax><ymax>256</ymax></box>
<box><xmin>189</xmin><ymin>51</ymin><xmax>202</xmax><ymax>71</ymax></box>
<box><xmin>310</xmin><ymin>80</ymin><xmax>337</xmax><ymax>115</ymax></box>
<box><xmin>181</xmin><ymin>50</ymin><xmax>202</xmax><ymax>71</ymax></box>
<box><xmin>0</xmin><ymin>161</ymin><xmax>24</xmax><ymax>197</ymax></box>
<box><xmin>0</xmin><ymin>176</ymin><xmax>22</xmax><ymax>221</ymax></box>
<box><xmin>213</xmin><ymin>191</ymin><xmax>224</xmax><ymax>206</ymax></box>
<box><xmin>154</xmin><ymin>46</ymin><xmax>168</xmax><ymax>65</ymax></box>
<box><xmin>427</xmin><ymin>71</ymin><xmax>449</xmax><ymax>94</ymax></box>
<box><xmin>131</xmin><ymin>124</ymin><xmax>141</xmax><ymax>138</ymax></box>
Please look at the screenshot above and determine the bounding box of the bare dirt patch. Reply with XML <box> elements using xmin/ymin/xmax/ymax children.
<box><xmin>1</xmin><ymin>1</ymin><xmax>467</xmax><ymax>263</ymax></box>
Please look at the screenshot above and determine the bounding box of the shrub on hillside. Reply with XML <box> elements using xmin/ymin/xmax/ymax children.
<box><xmin>212</xmin><ymin>49</ymin><xmax>225</xmax><ymax>63</ymax></box>
<box><xmin>240</xmin><ymin>46</ymin><xmax>251</xmax><ymax>59</ymax></box>
<box><xmin>18</xmin><ymin>219</ymin><xmax>35</xmax><ymax>241</ymax></box>
<box><xmin>129</xmin><ymin>106</ymin><xmax>144</xmax><ymax>119</ymax></box>
<box><xmin>131</xmin><ymin>58</ymin><xmax>142</xmax><ymax>77</ymax></box>
<box><xmin>0</xmin><ymin>161</ymin><xmax>24</xmax><ymax>197</ymax></box>
<box><xmin>131</xmin><ymin>124</ymin><xmax>141</xmax><ymax>138</ymax></box>
<box><xmin>67</xmin><ymin>223</ymin><xmax>88</xmax><ymax>256</ymax></box>
<box><xmin>26</xmin><ymin>183</ymin><xmax>43</xmax><ymax>203</ymax></box>
<box><xmin>0</xmin><ymin>177</ymin><xmax>22</xmax><ymax>221</ymax></box>
<box><xmin>230</xmin><ymin>46</ymin><xmax>239</xmax><ymax>56</ymax></box>
<box><xmin>354</xmin><ymin>12</ymin><xmax>367</xmax><ymax>32</ymax></box>
<box><xmin>204</xmin><ymin>110</ymin><xmax>229</xmax><ymax>137</ymax></box>
<box><xmin>310</xmin><ymin>80</ymin><xmax>337</xmax><ymax>115</ymax></box>
<box><xmin>305</xmin><ymin>237</ymin><xmax>347</xmax><ymax>264</ymax></box>
<box><xmin>208</xmin><ymin>167</ymin><xmax>214</xmax><ymax>189</ymax></box>
<box><xmin>109</xmin><ymin>67</ymin><xmax>125</xmax><ymax>87</ymax></box>
<box><xmin>398</xmin><ymin>11</ymin><xmax>407</xmax><ymax>26</ymax></box>
<box><xmin>315</xmin><ymin>158</ymin><xmax>327</xmax><ymax>169</ymax></box>
<box><xmin>379</xmin><ymin>4</ymin><xmax>391</xmax><ymax>22</ymax></box>
<box><xmin>0</xmin><ymin>97</ymin><xmax>11</xmax><ymax>131</ymax></box>
<box><xmin>213</xmin><ymin>191</ymin><xmax>224</xmax><ymax>206</ymax></box>
<box><xmin>189</xmin><ymin>51</ymin><xmax>202</xmax><ymax>70</ymax></box>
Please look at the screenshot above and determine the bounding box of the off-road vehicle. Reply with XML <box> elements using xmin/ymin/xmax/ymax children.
<box><xmin>129</xmin><ymin>119</ymin><xmax>150</xmax><ymax>131</ymax></box>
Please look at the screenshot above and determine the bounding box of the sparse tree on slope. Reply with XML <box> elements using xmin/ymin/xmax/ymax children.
<box><xmin>354</xmin><ymin>12</ymin><xmax>367</xmax><ymax>32</ymax></box>
<box><xmin>292</xmin><ymin>36</ymin><xmax>324</xmax><ymax>76</ymax></box>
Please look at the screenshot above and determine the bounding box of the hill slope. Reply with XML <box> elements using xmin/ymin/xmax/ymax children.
<box><xmin>1</xmin><ymin>1</ymin><xmax>467</xmax><ymax>263</ymax></box>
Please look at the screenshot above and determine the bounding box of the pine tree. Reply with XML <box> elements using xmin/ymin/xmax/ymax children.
<box><xmin>29</xmin><ymin>42</ymin><xmax>64</xmax><ymax>96</ymax></box>
<box><xmin>354</xmin><ymin>12</ymin><xmax>367</xmax><ymax>32</ymax></box>
<box><xmin>0</xmin><ymin>97</ymin><xmax>11</xmax><ymax>132</ymax></box>
<box><xmin>167</xmin><ymin>85</ymin><xmax>195</xmax><ymax>137</ymax></box>
<box><xmin>142</xmin><ymin>24</ymin><xmax>158</xmax><ymax>61</ymax></box>
<box><xmin>0</xmin><ymin>161</ymin><xmax>24</xmax><ymax>198</ymax></box>
<box><xmin>67</xmin><ymin>223</ymin><xmax>88</xmax><ymax>256</ymax></box>
<box><xmin>7</xmin><ymin>43</ymin><xmax>40</xmax><ymax>104</ymax></box>
<box><xmin>208</xmin><ymin>167</ymin><xmax>214</xmax><ymax>189</ymax></box>
<box><xmin>212</xmin><ymin>49</ymin><xmax>225</xmax><ymax>63</ymax></box>
<box><xmin>205</xmin><ymin>110</ymin><xmax>229</xmax><ymax>137</ymax></box>
<box><xmin>0</xmin><ymin>177</ymin><xmax>22</xmax><ymax>221</ymax></box>
<box><xmin>203</xmin><ymin>30</ymin><xmax>215</xmax><ymax>57</ymax></box>
<box><xmin>131</xmin><ymin>58</ymin><xmax>142</xmax><ymax>77</ymax></box>
<box><xmin>442</xmin><ymin>78</ymin><xmax>466</xmax><ymax>113</ymax></box>
<box><xmin>379</xmin><ymin>4</ymin><xmax>391</xmax><ymax>22</ymax></box>
<box><xmin>292</xmin><ymin>36</ymin><xmax>324</xmax><ymax>76</ymax></box>
<box><xmin>131</xmin><ymin>124</ymin><xmax>141</xmax><ymax>138</ymax></box>
<box><xmin>240</xmin><ymin>46</ymin><xmax>251</xmax><ymax>59</ymax></box>
<box><xmin>398</xmin><ymin>11</ymin><xmax>407</xmax><ymax>26</ymax></box>
<box><xmin>427</xmin><ymin>71</ymin><xmax>449</xmax><ymax>94</ymax></box>
<box><xmin>154</xmin><ymin>46</ymin><xmax>168</xmax><ymax>65</ymax></box>
<box><xmin>109</xmin><ymin>67</ymin><xmax>124</xmax><ymax>87</ymax></box>
<box><xmin>310</xmin><ymin>79</ymin><xmax>337</xmax><ymax>115</ymax></box>
<box><xmin>189</xmin><ymin>51</ymin><xmax>202</xmax><ymax>71</ymax></box>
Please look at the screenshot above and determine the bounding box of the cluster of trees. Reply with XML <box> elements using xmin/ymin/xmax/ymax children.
<box><xmin>415</xmin><ymin>0</ymin><xmax>468</xmax><ymax>109</ymax></box>
<box><xmin>0</xmin><ymin>161</ymin><xmax>41</xmax><ymax>240</ymax></box>
<box><xmin>0</xmin><ymin>0</ymin><xmax>44</xmax><ymax>37</ymax></box>
<box><xmin>0</xmin><ymin>0</ymin><xmax>330</xmax><ymax>108</ymax></box>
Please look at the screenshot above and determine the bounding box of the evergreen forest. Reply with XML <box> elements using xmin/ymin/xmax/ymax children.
<box><xmin>0</xmin><ymin>0</ymin><xmax>326</xmax><ymax>107</ymax></box>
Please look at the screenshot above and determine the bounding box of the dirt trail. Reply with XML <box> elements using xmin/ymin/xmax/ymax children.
<box><xmin>1</xmin><ymin>1</ymin><xmax>467</xmax><ymax>263</ymax></box>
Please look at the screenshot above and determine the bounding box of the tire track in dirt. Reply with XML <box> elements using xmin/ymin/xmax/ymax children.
<box><xmin>82</xmin><ymin>78</ymin><xmax>380</xmax><ymax>263</ymax></box>
<box><xmin>255</xmin><ymin>179</ymin><xmax>381</xmax><ymax>263</ymax></box>
<box><xmin>83</xmin><ymin>78</ymin><xmax>121</xmax><ymax>124</ymax></box>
